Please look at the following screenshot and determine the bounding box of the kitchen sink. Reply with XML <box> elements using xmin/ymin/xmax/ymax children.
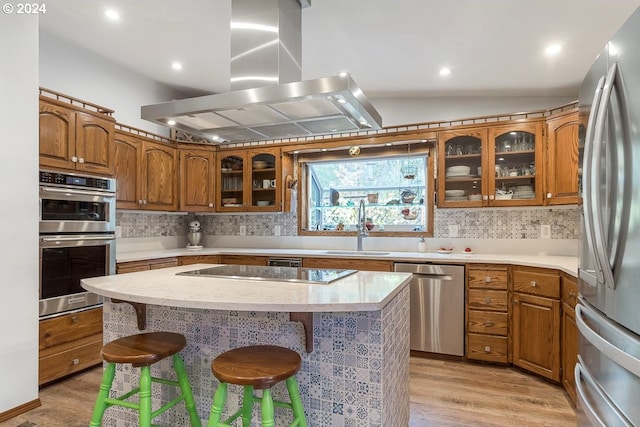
<box><xmin>322</xmin><ymin>250</ymin><xmax>391</xmax><ymax>256</ymax></box>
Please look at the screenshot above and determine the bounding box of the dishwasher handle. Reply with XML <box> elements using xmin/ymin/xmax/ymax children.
<box><xmin>411</xmin><ymin>273</ymin><xmax>454</xmax><ymax>280</ymax></box>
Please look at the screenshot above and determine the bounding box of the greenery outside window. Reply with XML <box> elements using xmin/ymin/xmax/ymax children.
<box><xmin>298</xmin><ymin>142</ymin><xmax>434</xmax><ymax>237</ymax></box>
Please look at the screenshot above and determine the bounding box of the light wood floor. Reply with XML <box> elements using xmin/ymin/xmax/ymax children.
<box><xmin>2</xmin><ymin>357</ymin><xmax>576</xmax><ymax>426</ymax></box>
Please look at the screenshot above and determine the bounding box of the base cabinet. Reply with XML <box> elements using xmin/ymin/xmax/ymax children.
<box><xmin>38</xmin><ymin>307</ymin><xmax>103</xmax><ymax>385</ymax></box>
<box><xmin>116</xmin><ymin>258</ymin><xmax>179</xmax><ymax>274</ymax></box>
<box><xmin>302</xmin><ymin>257</ymin><xmax>393</xmax><ymax>271</ymax></box>
<box><xmin>561</xmin><ymin>274</ymin><xmax>579</xmax><ymax>405</ymax></box>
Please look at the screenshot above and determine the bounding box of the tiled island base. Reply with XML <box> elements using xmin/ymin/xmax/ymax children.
<box><xmin>100</xmin><ymin>286</ymin><xmax>409</xmax><ymax>427</ymax></box>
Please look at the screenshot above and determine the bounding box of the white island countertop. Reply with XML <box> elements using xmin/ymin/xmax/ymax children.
<box><xmin>81</xmin><ymin>264</ymin><xmax>412</xmax><ymax>312</ymax></box>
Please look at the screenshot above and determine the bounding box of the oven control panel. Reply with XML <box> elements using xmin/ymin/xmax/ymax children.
<box><xmin>39</xmin><ymin>170</ymin><xmax>115</xmax><ymax>192</ymax></box>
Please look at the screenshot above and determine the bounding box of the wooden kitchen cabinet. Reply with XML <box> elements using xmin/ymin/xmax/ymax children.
<box><xmin>113</xmin><ymin>126</ymin><xmax>178</xmax><ymax>211</ymax></box>
<box><xmin>511</xmin><ymin>266</ymin><xmax>561</xmax><ymax>382</ymax></box>
<box><xmin>216</xmin><ymin>147</ymin><xmax>282</xmax><ymax>212</ymax></box>
<box><xmin>219</xmin><ymin>255</ymin><xmax>269</xmax><ymax>266</ymax></box>
<box><xmin>39</xmin><ymin>95</ymin><xmax>115</xmax><ymax>176</ymax></box>
<box><xmin>38</xmin><ymin>306</ymin><xmax>103</xmax><ymax>385</ymax></box>
<box><xmin>302</xmin><ymin>257</ymin><xmax>393</xmax><ymax>271</ymax></box>
<box><xmin>561</xmin><ymin>273</ymin><xmax>579</xmax><ymax>405</ymax></box>
<box><xmin>465</xmin><ymin>264</ymin><xmax>510</xmax><ymax>363</ymax></box>
<box><xmin>545</xmin><ymin>109</ymin><xmax>580</xmax><ymax>205</ymax></box>
<box><xmin>179</xmin><ymin>255</ymin><xmax>220</xmax><ymax>265</ymax></box>
<box><xmin>438</xmin><ymin>120</ymin><xmax>545</xmax><ymax>207</ymax></box>
<box><xmin>116</xmin><ymin>257</ymin><xmax>179</xmax><ymax>273</ymax></box>
<box><xmin>179</xmin><ymin>147</ymin><xmax>216</xmax><ymax>212</ymax></box>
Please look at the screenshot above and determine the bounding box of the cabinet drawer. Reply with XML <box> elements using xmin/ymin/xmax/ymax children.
<box><xmin>467</xmin><ymin>267</ymin><xmax>508</xmax><ymax>290</ymax></box>
<box><xmin>220</xmin><ymin>255</ymin><xmax>269</xmax><ymax>266</ymax></box>
<box><xmin>39</xmin><ymin>307</ymin><xmax>103</xmax><ymax>350</ymax></box>
<box><xmin>467</xmin><ymin>310</ymin><xmax>508</xmax><ymax>336</ymax></box>
<box><xmin>39</xmin><ymin>334</ymin><xmax>103</xmax><ymax>385</ymax></box>
<box><xmin>149</xmin><ymin>258</ymin><xmax>179</xmax><ymax>269</ymax></box>
<box><xmin>467</xmin><ymin>334</ymin><xmax>508</xmax><ymax>363</ymax></box>
<box><xmin>513</xmin><ymin>267</ymin><xmax>560</xmax><ymax>298</ymax></box>
<box><xmin>562</xmin><ymin>275</ymin><xmax>578</xmax><ymax>307</ymax></box>
<box><xmin>179</xmin><ymin>255</ymin><xmax>220</xmax><ymax>266</ymax></box>
<box><xmin>468</xmin><ymin>289</ymin><xmax>508</xmax><ymax>312</ymax></box>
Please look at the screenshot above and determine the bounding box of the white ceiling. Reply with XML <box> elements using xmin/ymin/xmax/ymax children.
<box><xmin>40</xmin><ymin>0</ymin><xmax>640</xmax><ymax>99</ymax></box>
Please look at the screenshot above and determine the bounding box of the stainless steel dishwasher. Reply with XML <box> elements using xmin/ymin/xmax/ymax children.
<box><xmin>394</xmin><ymin>263</ymin><xmax>465</xmax><ymax>356</ymax></box>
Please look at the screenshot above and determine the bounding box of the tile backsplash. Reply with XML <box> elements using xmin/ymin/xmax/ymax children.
<box><xmin>117</xmin><ymin>206</ymin><xmax>580</xmax><ymax>240</ymax></box>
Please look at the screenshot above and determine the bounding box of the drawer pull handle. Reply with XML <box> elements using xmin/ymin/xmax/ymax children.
<box><xmin>484</xmin><ymin>321</ymin><xmax>493</xmax><ymax>327</ymax></box>
<box><xmin>569</xmin><ymin>291</ymin><xmax>576</xmax><ymax>297</ymax></box>
<box><xmin>485</xmin><ymin>276</ymin><xmax>491</xmax><ymax>283</ymax></box>
<box><xmin>71</xmin><ymin>358</ymin><xmax>80</xmax><ymax>365</ymax></box>
<box><xmin>530</xmin><ymin>281</ymin><xmax>537</xmax><ymax>287</ymax></box>
<box><xmin>513</xmin><ymin>299</ymin><xmax>519</xmax><ymax>305</ymax></box>
<box><xmin>71</xmin><ymin>316</ymin><xmax>78</xmax><ymax>323</ymax></box>
<box><xmin>485</xmin><ymin>297</ymin><xmax>491</xmax><ymax>304</ymax></box>
<box><xmin>484</xmin><ymin>346</ymin><xmax>491</xmax><ymax>353</ymax></box>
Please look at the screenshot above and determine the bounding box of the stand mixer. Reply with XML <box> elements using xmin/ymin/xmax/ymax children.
<box><xmin>186</xmin><ymin>220</ymin><xmax>203</xmax><ymax>249</ymax></box>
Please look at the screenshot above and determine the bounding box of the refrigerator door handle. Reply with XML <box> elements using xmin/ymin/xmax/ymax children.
<box><xmin>591</xmin><ymin>62</ymin><xmax>618</xmax><ymax>289</ymax></box>
<box><xmin>575</xmin><ymin>357</ymin><xmax>633</xmax><ymax>427</ymax></box>
<box><xmin>576</xmin><ymin>302</ymin><xmax>640</xmax><ymax>378</ymax></box>
<box><xmin>582</xmin><ymin>74</ymin><xmax>607</xmax><ymax>286</ymax></box>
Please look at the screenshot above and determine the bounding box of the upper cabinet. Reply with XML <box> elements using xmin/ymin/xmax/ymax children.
<box><xmin>39</xmin><ymin>96</ymin><xmax>115</xmax><ymax>176</ymax></box>
<box><xmin>113</xmin><ymin>127</ymin><xmax>178</xmax><ymax>211</ymax></box>
<box><xmin>216</xmin><ymin>147</ymin><xmax>282</xmax><ymax>212</ymax></box>
<box><xmin>545</xmin><ymin>110</ymin><xmax>580</xmax><ymax>205</ymax></box>
<box><xmin>438</xmin><ymin>120</ymin><xmax>544</xmax><ymax>207</ymax></box>
<box><xmin>179</xmin><ymin>147</ymin><xmax>216</xmax><ymax>212</ymax></box>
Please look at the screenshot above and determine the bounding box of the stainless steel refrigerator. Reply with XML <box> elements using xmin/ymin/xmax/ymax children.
<box><xmin>577</xmin><ymin>6</ymin><xmax>640</xmax><ymax>426</ymax></box>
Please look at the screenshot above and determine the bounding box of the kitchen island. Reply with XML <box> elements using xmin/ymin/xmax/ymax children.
<box><xmin>81</xmin><ymin>264</ymin><xmax>412</xmax><ymax>427</ymax></box>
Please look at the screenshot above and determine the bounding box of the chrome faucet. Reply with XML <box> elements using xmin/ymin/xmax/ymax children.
<box><xmin>356</xmin><ymin>199</ymin><xmax>368</xmax><ymax>251</ymax></box>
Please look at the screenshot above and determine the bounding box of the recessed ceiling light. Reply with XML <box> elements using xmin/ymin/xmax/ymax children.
<box><xmin>544</xmin><ymin>44</ymin><xmax>562</xmax><ymax>56</ymax></box>
<box><xmin>104</xmin><ymin>9</ymin><xmax>120</xmax><ymax>21</ymax></box>
<box><xmin>167</xmin><ymin>120</ymin><xmax>176</xmax><ymax>126</ymax></box>
<box><xmin>172</xmin><ymin>62</ymin><xmax>183</xmax><ymax>71</ymax></box>
<box><xmin>439</xmin><ymin>67</ymin><xmax>451</xmax><ymax>76</ymax></box>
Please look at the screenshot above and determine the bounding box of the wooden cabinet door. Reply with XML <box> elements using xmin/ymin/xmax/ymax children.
<box><xmin>114</xmin><ymin>131</ymin><xmax>142</xmax><ymax>209</ymax></box>
<box><xmin>248</xmin><ymin>147</ymin><xmax>281</xmax><ymax>212</ymax></box>
<box><xmin>562</xmin><ymin>302</ymin><xmax>578</xmax><ymax>406</ymax></box>
<box><xmin>546</xmin><ymin>110</ymin><xmax>580</xmax><ymax>205</ymax></box>
<box><xmin>180</xmin><ymin>148</ymin><xmax>215</xmax><ymax>212</ymax></box>
<box><xmin>219</xmin><ymin>255</ymin><xmax>269</xmax><ymax>266</ymax></box>
<box><xmin>39</xmin><ymin>99</ymin><xmax>77</xmax><ymax>171</ymax></box>
<box><xmin>141</xmin><ymin>140</ymin><xmax>178</xmax><ymax>211</ymax></box>
<box><xmin>74</xmin><ymin>111</ymin><xmax>115</xmax><ymax>175</ymax></box>
<box><xmin>512</xmin><ymin>292</ymin><xmax>561</xmax><ymax>382</ymax></box>
<box><xmin>217</xmin><ymin>150</ymin><xmax>246</xmax><ymax>212</ymax></box>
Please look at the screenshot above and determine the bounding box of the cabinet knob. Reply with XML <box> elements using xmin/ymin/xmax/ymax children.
<box><xmin>513</xmin><ymin>299</ymin><xmax>519</xmax><ymax>305</ymax></box>
<box><xmin>209</xmin><ymin>203</ymin><xmax>214</xmax><ymax>208</ymax></box>
<box><xmin>569</xmin><ymin>291</ymin><xmax>576</xmax><ymax>297</ymax></box>
<box><xmin>547</xmin><ymin>192</ymin><xmax>552</xmax><ymax>198</ymax></box>
<box><xmin>78</xmin><ymin>157</ymin><xmax>85</xmax><ymax>164</ymax></box>
<box><xmin>71</xmin><ymin>316</ymin><xmax>78</xmax><ymax>323</ymax></box>
<box><xmin>484</xmin><ymin>297</ymin><xmax>491</xmax><ymax>304</ymax></box>
<box><xmin>489</xmin><ymin>195</ymin><xmax>495</xmax><ymax>200</ymax></box>
<box><xmin>484</xmin><ymin>346</ymin><xmax>491</xmax><ymax>353</ymax></box>
<box><xmin>482</xmin><ymin>195</ymin><xmax>488</xmax><ymax>201</ymax></box>
<box><xmin>484</xmin><ymin>276</ymin><xmax>491</xmax><ymax>283</ymax></box>
<box><xmin>484</xmin><ymin>321</ymin><xmax>493</xmax><ymax>327</ymax></box>
<box><xmin>530</xmin><ymin>281</ymin><xmax>537</xmax><ymax>287</ymax></box>
<box><xmin>71</xmin><ymin>156</ymin><xmax>78</xmax><ymax>163</ymax></box>
<box><xmin>71</xmin><ymin>358</ymin><xmax>80</xmax><ymax>365</ymax></box>
<box><xmin>143</xmin><ymin>200</ymin><xmax>147</xmax><ymax>205</ymax></box>
<box><xmin>138</xmin><ymin>199</ymin><xmax>143</xmax><ymax>205</ymax></box>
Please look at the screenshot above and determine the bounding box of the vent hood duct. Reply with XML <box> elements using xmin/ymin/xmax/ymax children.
<box><xmin>140</xmin><ymin>0</ymin><xmax>382</xmax><ymax>144</ymax></box>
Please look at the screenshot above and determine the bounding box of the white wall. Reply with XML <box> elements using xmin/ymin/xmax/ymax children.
<box><xmin>0</xmin><ymin>15</ymin><xmax>39</xmax><ymax>415</ymax></box>
<box><xmin>39</xmin><ymin>30</ymin><xmax>186</xmax><ymax>136</ymax></box>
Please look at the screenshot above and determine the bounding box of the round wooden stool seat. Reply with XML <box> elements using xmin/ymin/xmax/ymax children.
<box><xmin>101</xmin><ymin>331</ymin><xmax>187</xmax><ymax>367</ymax></box>
<box><xmin>212</xmin><ymin>345</ymin><xmax>301</xmax><ymax>390</ymax></box>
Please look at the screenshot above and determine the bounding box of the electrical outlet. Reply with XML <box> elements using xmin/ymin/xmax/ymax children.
<box><xmin>448</xmin><ymin>224</ymin><xmax>459</xmax><ymax>238</ymax></box>
<box><xmin>239</xmin><ymin>225</ymin><xmax>246</xmax><ymax>236</ymax></box>
<box><xmin>274</xmin><ymin>225</ymin><xmax>281</xmax><ymax>236</ymax></box>
<box><xmin>115</xmin><ymin>226</ymin><xmax>122</xmax><ymax>238</ymax></box>
<box><xmin>541</xmin><ymin>224</ymin><xmax>551</xmax><ymax>239</ymax></box>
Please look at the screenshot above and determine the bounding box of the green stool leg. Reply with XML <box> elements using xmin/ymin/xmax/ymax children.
<box><xmin>139</xmin><ymin>366</ymin><xmax>152</xmax><ymax>427</ymax></box>
<box><xmin>173</xmin><ymin>354</ymin><xmax>202</xmax><ymax>427</ymax></box>
<box><xmin>90</xmin><ymin>362</ymin><xmax>116</xmax><ymax>427</ymax></box>
<box><xmin>286</xmin><ymin>376</ymin><xmax>307</xmax><ymax>427</ymax></box>
<box><xmin>260</xmin><ymin>388</ymin><xmax>275</xmax><ymax>427</ymax></box>
<box><xmin>241</xmin><ymin>386</ymin><xmax>254</xmax><ymax>427</ymax></box>
<box><xmin>207</xmin><ymin>382</ymin><xmax>227</xmax><ymax>427</ymax></box>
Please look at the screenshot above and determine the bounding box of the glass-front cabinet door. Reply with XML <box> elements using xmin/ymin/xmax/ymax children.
<box><xmin>217</xmin><ymin>151</ymin><xmax>245</xmax><ymax>212</ymax></box>
<box><xmin>248</xmin><ymin>147</ymin><xmax>281</xmax><ymax>212</ymax></box>
<box><xmin>488</xmin><ymin>121</ymin><xmax>544</xmax><ymax>206</ymax></box>
<box><xmin>438</xmin><ymin>128</ymin><xmax>487</xmax><ymax>207</ymax></box>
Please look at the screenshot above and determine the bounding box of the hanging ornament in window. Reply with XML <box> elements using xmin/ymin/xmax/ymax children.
<box><xmin>348</xmin><ymin>145</ymin><xmax>361</xmax><ymax>156</ymax></box>
<box><xmin>401</xmin><ymin>143</ymin><xmax>417</xmax><ymax>179</ymax></box>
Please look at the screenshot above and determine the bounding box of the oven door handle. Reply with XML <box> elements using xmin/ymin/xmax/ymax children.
<box><xmin>40</xmin><ymin>186</ymin><xmax>115</xmax><ymax>198</ymax></box>
<box><xmin>41</xmin><ymin>235</ymin><xmax>116</xmax><ymax>243</ymax></box>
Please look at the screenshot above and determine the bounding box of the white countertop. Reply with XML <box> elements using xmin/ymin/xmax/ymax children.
<box><xmin>116</xmin><ymin>247</ymin><xmax>579</xmax><ymax>276</ymax></box>
<box><xmin>82</xmin><ymin>264</ymin><xmax>412</xmax><ymax>312</ymax></box>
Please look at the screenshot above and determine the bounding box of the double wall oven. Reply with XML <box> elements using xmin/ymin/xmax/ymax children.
<box><xmin>39</xmin><ymin>170</ymin><xmax>116</xmax><ymax>317</ymax></box>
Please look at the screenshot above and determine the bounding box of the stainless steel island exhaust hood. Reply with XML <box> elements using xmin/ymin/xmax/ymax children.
<box><xmin>141</xmin><ymin>0</ymin><xmax>382</xmax><ymax>144</ymax></box>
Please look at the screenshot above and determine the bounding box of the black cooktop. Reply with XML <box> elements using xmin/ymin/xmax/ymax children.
<box><xmin>176</xmin><ymin>265</ymin><xmax>357</xmax><ymax>285</ymax></box>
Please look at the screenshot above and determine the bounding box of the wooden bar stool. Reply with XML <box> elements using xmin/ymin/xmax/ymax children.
<box><xmin>90</xmin><ymin>332</ymin><xmax>202</xmax><ymax>427</ymax></box>
<box><xmin>207</xmin><ymin>345</ymin><xmax>307</xmax><ymax>427</ymax></box>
